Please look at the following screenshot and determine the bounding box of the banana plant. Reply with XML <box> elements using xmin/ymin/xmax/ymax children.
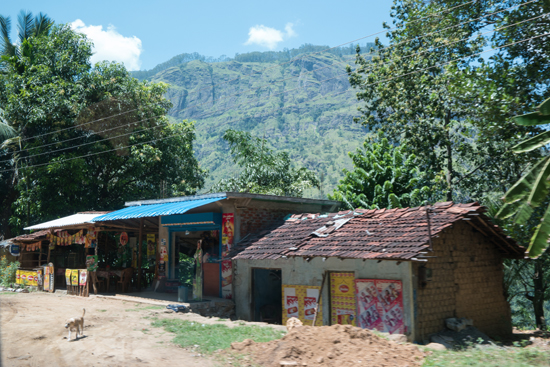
<box><xmin>498</xmin><ymin>97</ymin><xmax>550</xmax><ymax>258</ymax></box>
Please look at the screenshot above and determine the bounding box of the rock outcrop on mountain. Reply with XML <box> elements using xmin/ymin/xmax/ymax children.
<box><xmin>134</xmin><ymin>45</ymin><xmax>373</xmax><ymax>197</ymax></box>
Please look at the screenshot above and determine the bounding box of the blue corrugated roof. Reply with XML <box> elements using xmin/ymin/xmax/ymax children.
<box><xmin>92</xmin><ymin>196</ymin><xmax>226</xmax><ymax>221</ymax></box>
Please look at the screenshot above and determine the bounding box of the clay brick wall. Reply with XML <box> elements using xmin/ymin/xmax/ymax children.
<box><xmin>239</xmin><ymin>208</ymin><xmax>291</xmax><ymax>237</ymax></box>
<box><xmin>414</xmin><ymin>221</ymin><xmax>511</xmax><ymax>341</ymax></box>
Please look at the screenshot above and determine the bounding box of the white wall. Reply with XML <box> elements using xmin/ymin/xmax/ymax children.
<box><xmin>233</xmin><ymin>257</ymin><xmax>415</xmax><ymax>339</ymax></box>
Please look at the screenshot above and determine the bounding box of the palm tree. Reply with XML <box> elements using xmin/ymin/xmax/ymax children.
<box><xmin>0</xmin><ymin>11</ymin><xmax>53</xmax><ymax>71</ymax></box>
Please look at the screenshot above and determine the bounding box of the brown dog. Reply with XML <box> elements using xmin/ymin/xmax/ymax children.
<box><xmin>64</xmin><ymin>308</ymin><xmax>85</xmax><ymax>341</ymax></box>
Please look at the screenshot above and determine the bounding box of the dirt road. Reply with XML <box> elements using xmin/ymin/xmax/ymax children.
<box><xmin>0</xmin><ymin>292</ymin><xmax>216</xmax><ymax>367</ymax></box>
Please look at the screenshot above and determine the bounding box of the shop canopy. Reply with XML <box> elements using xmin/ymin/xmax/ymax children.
<box><xmin>24</xmin><ymin>212</ymin><xmax>110</xmax><ymax>231</ymax></box>
<box><xmin>91</xmin><ymin>195</ymin><xmax>226</xmax><ymax>222</ymax></box>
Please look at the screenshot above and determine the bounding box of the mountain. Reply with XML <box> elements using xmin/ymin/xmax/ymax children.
<box><xmin>132</xmin><ymin>43</ymin><xmax>375</xmax><ymax>198</ymax></box>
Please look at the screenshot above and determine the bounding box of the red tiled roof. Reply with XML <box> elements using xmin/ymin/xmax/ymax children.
<box><xmin>10</xmin><ymin>230</ymin><xmax>51</xmax><ymax>242</ymax></box>
<box><xmin>232</xmin><ymin>202</ymin><xmax>525</xmax><ymax>261</ymax></box>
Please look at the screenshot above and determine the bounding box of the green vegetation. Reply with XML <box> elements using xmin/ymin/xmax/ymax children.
<box><xmin>210</xmin><ymin>129</ymin><xmax>319</xmax><ymax>197</ymax></box>
<box><xmin>151</xmin><ymin>318</ymin><xmax>284</xmax><ymax>354</ymax></box>
<box><xmin>329</xmin><ymin>134</ymin><xmax>435</xmax><ymax>209</ymax></box>
<box><xmin>0</xmin><ymin>256</ymin><xmax>19</xmax><ymax>287</ymax></box>
<box><xmin>139</xmin><ymin>47</ymin><xmax>369</xmax><ymax>197</ymax></box>
<box><xmin>423</xmin><ymin>346</ymin><xmax>550</xmax><ymax>367</ymax></box>
<box><xmin>0</xmin><ymin>13</ymin><xmax>206</xmax><ymax>237</ymax></box>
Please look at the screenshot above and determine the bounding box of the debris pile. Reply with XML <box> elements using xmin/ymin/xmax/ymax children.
<box><xmin>231</xmin><ymin>324</ymin><xmax>425</xmax><ymax>367</ymax></box>
<box><xmin>427</xmin><ymin>318</ymin><xmax>493</xmax><ymax>349</ymax></box>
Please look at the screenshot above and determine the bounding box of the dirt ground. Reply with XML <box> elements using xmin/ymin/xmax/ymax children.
<box><xmin>231</xmin><ymin>324</ymin><xmax>425</xmax><ymax>367</ymax></box>
<box><xmin>0</xmin><ymin>292</ymin><xmax>228</xmax><ymax>367</ymax></box>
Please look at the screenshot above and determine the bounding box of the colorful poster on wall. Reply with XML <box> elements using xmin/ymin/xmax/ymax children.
<box><xmin>71</xmin><ymin>269</ymin><xmax>79</xmax><ymax>286</ymax></box>
<box><xmin>15</xmin><ymin>270</ymin><xmax>38</xmax><ymax>286</ymax></box>
<box><xmin>221</xmin><ymin>213</ymin><xmax>234</xmax><ymax>299</ymax></box>
<box><xmin>79</xmin><ymin>270</ymin><xmax>87</xmax><ymax>286</ymax></box>
<box><xmin>376</xmin><ymin>279</ymin><xmax>404</xmax><ymax>334</ymax></box>
<box><xmin>330</xmin><ymin>272</ymin><xmax>357</xmax><ymax>326</ymax></box>
<box><xmin>65</xmin><ymin>269</ymin><xmax>72</xmax><ymax>285</ymax></box>
<box><xmin>355</xmin><ymin>279</ymin><xmax>405</xmax><ymax>334</ymax></box>
<box><xmin>282</xmin><ymin>285</ymin><xmax>323</xmax><ymax>326</ymax></box>
<box><xmin>355</xmin><ymin>279</ymin><xmax>384</xmax><ymax>331</ymax></box>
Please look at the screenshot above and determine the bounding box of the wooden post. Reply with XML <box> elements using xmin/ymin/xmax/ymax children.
<box><xmin>138</xmin><ymin>218</ymin><xmax>144</xmax><ymax>291</ymax></box>
<box><xmin>312</xmin><ymin>271</ymin><xmax>328</xmax><ymax>326</ymax></box>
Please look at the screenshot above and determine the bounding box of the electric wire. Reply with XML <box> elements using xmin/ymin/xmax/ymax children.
<box><xmin>3</xmin><ymin>0</ymin><xmax>532</xmax><ymax>152</ymax></box>
<box><xmin>1</xmin><ymin>31</ymin><xmax>547</xmax><ymax>174</ymax></box>
<box><xmin>4</xmin><ymin>5</ymin><xmax>542</xmax><ymax>161</ymax></box>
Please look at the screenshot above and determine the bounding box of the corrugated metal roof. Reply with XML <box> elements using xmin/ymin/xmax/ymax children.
<box><xmin>92</xmin><ymin>196</ymin><xmax>226</xmax><ymax>222</ymax></box>
<box><xmin>24</xmin><ymin>213</ymin><xmax>109</xmax><ymax>230</ymax></box>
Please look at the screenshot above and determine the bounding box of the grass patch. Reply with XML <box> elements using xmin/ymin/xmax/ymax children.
<box><xmin>125</xmin><ymin>305</ymin><xmax>164</xmax><ymax>312</ymax></box>
<box><xmin>151</xmin><ymin>318</ymin><xmax>285</xmax><ymax>354</ymax></box>
<box><xmin>97</xmin><ymin>309</ymin><xmax>107</xmax><ymax>312</ymax></box>
<box><xmin>0</xmin><ymin>292</ymin><xmax>17</xmax><ymax>295</ymax></box>
<box><xmin>423</xmin><ymin>345</ymin><xmax>550</xmax><ymax>367</ymax></box>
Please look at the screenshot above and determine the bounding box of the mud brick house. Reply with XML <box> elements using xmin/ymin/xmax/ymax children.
<box><xmin>231</xmin><ymin>202</ymin><xmax>525</xmax><ymax>342</ymax></box>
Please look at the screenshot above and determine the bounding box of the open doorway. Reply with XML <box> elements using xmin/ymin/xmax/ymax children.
<box><xmin>174</xmin><ymin>230</ymin><xmax>220</xmax><ymax>298</ymax></box>
<box><xmin>252</xmin><ymin>268</ymin><xmax>282</xmax><ymax>324</ymax></box>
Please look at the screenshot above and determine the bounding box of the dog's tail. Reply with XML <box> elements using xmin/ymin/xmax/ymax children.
<box><xmin>82</xmin><ymin>308</ymin><xmax>86</xmax><ymax>318</ymax></box>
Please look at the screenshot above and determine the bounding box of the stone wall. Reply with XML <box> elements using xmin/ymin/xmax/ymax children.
<box><xmin>414</xmin><ymin>220</ymin><xmax>511</xmax><ymax>341</ymax></box>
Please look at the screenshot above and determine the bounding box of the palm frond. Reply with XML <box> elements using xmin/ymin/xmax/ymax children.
<box><xmin>17</xmin><ymin>10</ymin><xmax>34</xmax><ymax>44</ymax></box>
<box><xmin>33</xmin><ymin>13</ymin><xmax>53</xmax><ymax>37</ymax></box>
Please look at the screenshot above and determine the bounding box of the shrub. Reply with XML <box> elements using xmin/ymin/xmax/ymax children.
<box><xmin>0</xmin><ymin>256</ymin><xmax>20</xmax><ymax>287</ymax></box>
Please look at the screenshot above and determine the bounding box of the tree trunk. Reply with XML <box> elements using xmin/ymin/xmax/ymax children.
<box><xmin>532</xmin><ymin>259</ymin><xmax>547</xmax><ymax>330</ymax></box>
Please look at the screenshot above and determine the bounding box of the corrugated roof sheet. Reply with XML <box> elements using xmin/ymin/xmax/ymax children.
<box><xmin>92</xmin><ymin>196</ymin><xmax>226</xmax><ymax>221</ymax></box>
<box><xmin>232</xmin><ymin>202</ymin><xmax>525</xmax><ymax>261</ymax></box>
<box><xmin>24</xmin><ymin>213</ymin><xmax>109</xmax><ymax>230</ymax></box>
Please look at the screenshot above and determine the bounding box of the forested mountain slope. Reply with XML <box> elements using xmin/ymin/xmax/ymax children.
<box><xmin>133</xmin><ymin>44</ymin><xmax>373</xmax><ymax>198</ymax></box>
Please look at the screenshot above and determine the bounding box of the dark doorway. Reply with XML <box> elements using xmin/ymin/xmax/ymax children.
<box><xmin>252</xmin><ymin>268</ymin><xmax>282</xmax><ymax>324</ymax></box>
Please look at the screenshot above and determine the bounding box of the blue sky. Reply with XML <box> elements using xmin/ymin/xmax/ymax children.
<box><xmin>3</xmin><ymin>0</ymin><xmax>394</xmax><ymax>71</ymax></box>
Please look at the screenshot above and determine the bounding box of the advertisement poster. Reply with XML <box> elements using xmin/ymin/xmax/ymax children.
<box><xmin>15</xmin><ymin>270</ymin><xmax>38</xmax><ymax>286</ymax></box>
<box><xmin>159</xmin><ymin>242</ymin><xmax>167</xmax><ymax>277</ymax></box>
<box><xmin>71</xmin><ymin>270</ymin><xmax>79</xmax><ymax>286</ymax></box>
<box><xmin>79</xmin><ymin>270</ymin><xmax>87</xmax><ymax>286</ymax></box>
<box><xmin>282</xmin><ymin>285</ymin><xmax>323</xmax><ymax>326</ymax></box>
<box><xmin>221</xmin><ymin>213</ymin><xmax>234</xmax><ymax>299</ymax></box>
<box><xmin>283</xmin><ymin>287</ymin><xmax>299</xmax><ymax>321</ymax></box>
<box><xmin>65</xmin><ymin>269</ymin><xmax>72</xmax><ymax>285</ymax></box>
<box><xmin>48</xmin><ymin>264</ymin><xmax>54</xmax><ymax>292</ymax></box>
<box><xmin>355</xmin><ymin>279</ymin><xmax>384</xmax><ymax>331</ymax></box>
<box><xmin>355</xmin><ymin>279</ymin><xmax>404</xmax><ymax>334</ymax></box>
<box><xmin>86</xmin><ymin>255</ymin><xmax>98</xmax><ymax>272</ymax></box>
<box><xmin>330</xmin><ymin>272</ymin><xmax>357</xmax><ymax>326</ymax></box>
<box><xmin>147</xmin><ymin>234</ymin><xmax>156</xmax><ymax>259</ymax></box>
<box><xmin>376</xmin><ymin>279</ymin><xmax>405</xmax><ymax>334</ymax></box>
<box><xmin>43</xmin><ymin>267</ymin><xmax>50</xmax><ymax>291</ymax></box>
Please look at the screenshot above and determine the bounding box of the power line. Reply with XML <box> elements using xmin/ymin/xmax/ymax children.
<box><xmin>17</xmin><ymin>108</ymin><xmax>140</xmax><ymax>142</ymax></box>
<box><xmin>2</xmin><ymin>31</ymin><xmax>547</xmax><ymax>174</ymax></box>
<box><xmin>2</xmin><ymin>6</ymin><xmax>542</xmax><ymax>160</ymax></box>
<box><xmin>4</xmin><ymin>0</ymin><xmax>529</xmax><ymax>149</ymax></box>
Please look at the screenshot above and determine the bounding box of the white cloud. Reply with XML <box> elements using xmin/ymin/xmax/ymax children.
<box><xmin>71</xmin><ymin>19</ymin><xmax>143</xmax><ymax>71</ymax></box>
<box><xmin>245</xmin><ymin>22</ymin><xmax>297</xmax><ymax>50</ymax></box>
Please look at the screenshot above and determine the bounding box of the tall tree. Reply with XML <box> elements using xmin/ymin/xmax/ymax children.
<box><xmin>210</xmin><ymin>129</ymin><xmax>319</xmax><ymax>197</ymax></box>
<box><xmin>347</xmin><ymin>0</ymin><xmax>541</xmax><ymax>202</ymax></box>
<box><xmin>329</xmin><ymin>134</ymin><xmax>437</xmax><ymax>209</ymax></box>
<box><xmin>0</xmin><ymin>24</ymin><xmax>206</xmax><ymax>237</ymax></box>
